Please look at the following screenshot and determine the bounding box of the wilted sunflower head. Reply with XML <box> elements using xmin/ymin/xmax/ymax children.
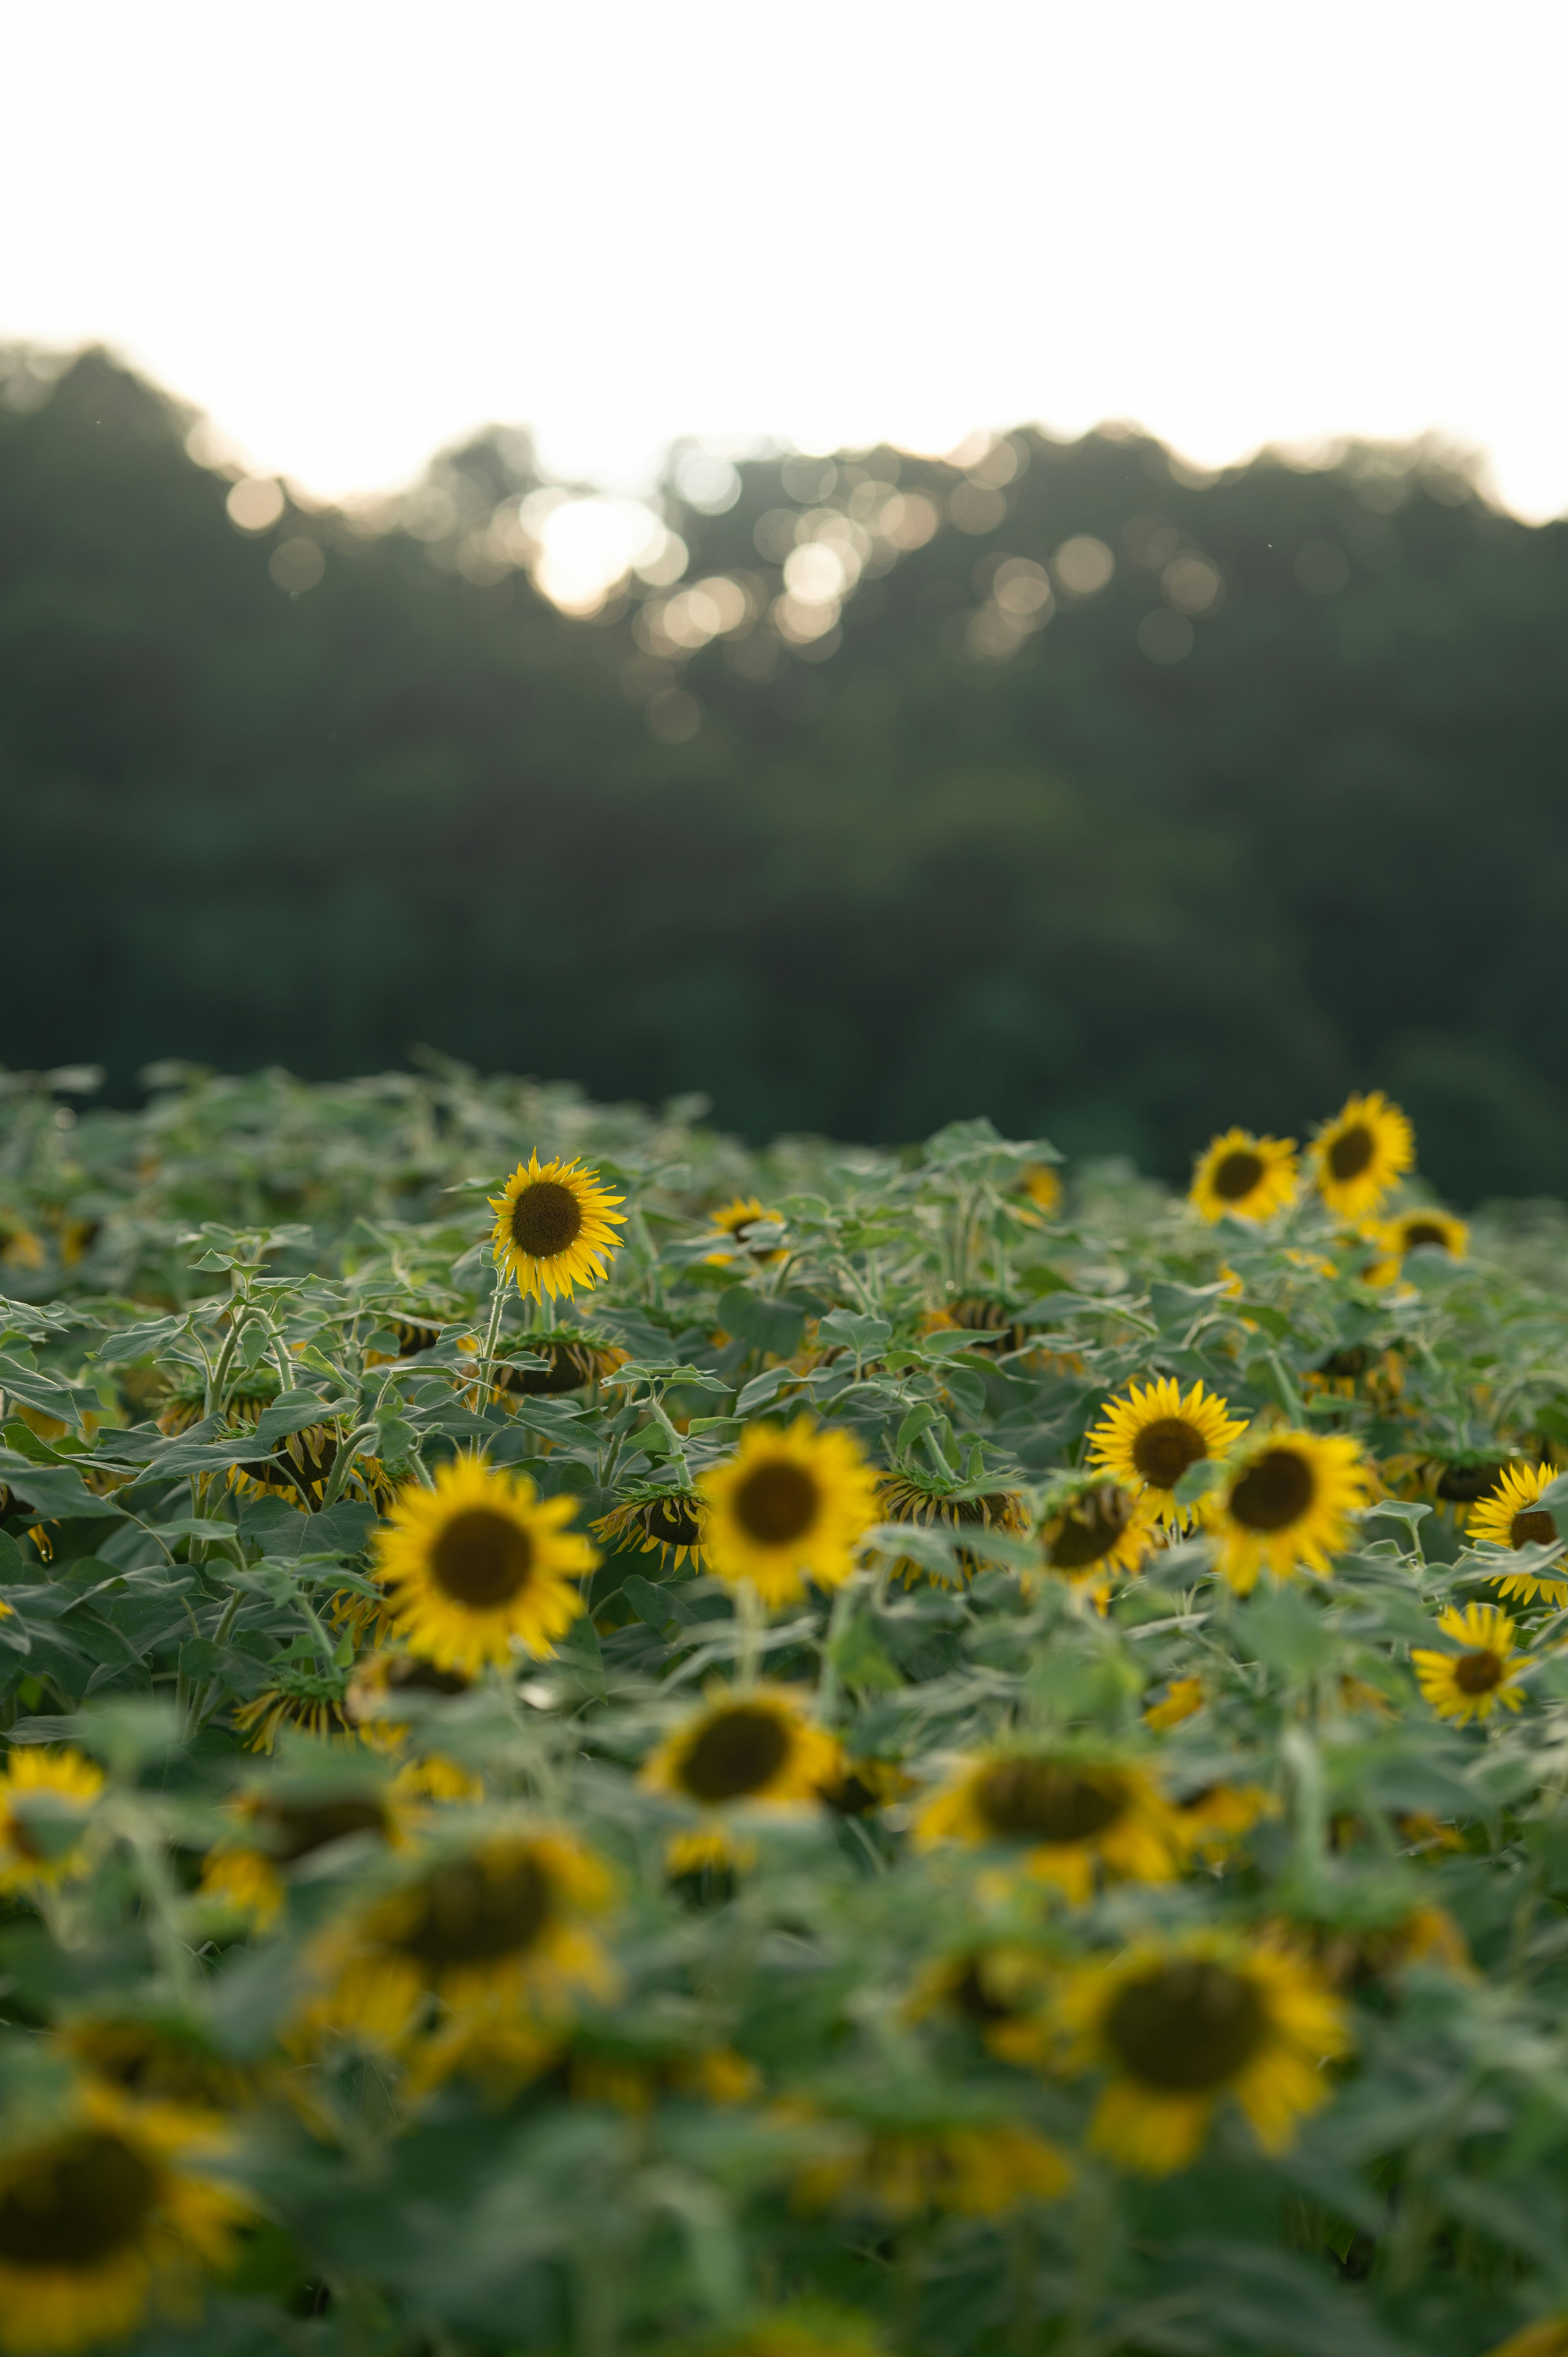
<box><xmin>1087</xmin><ymin>1376</ymin><xmax>1247</xmax><ymax>1528</ymax></box>
<box><xmin>1309</xmin><ymin>1091</ymin><xmax>1415</xmax><ymax>1218</ymax></box>
<box><xmin>593</xmin><ymin>1487</ymin><xmax>707</xmax><ymax>1570</ymax></box>
<box><xmin>490</xmin><ymin>1331</ymin><xmax>626</xmax><ymax>1400</ymax></box>
<box><xmin>373</xmin><ymin>1454</ymin><xmax>597</xmax><ymax>1674</ymax></box>
<box><xmin>1189</xmin><ymin>1129</ymin><xmax>1298</xmax><ymax>1225</ymax></box>
<box><xmin>346</xmin><ymin>1647</ymin><xmax>473</xmax><ymax>1745</ymax></box>
<box><xmin>700</xmin><ymin>1420</ymin><xmax>879</xmax><ymax>1608</ymax></box>
<box><xmin>1207</xmin><ymin>1429</ymin><xmax>1370</xmax><ymax>1592</ymax></box>
<box><xmin>877</xmin><ymin>1468</ymin><xmax>1028</xmax><ymax>1588</ymax></box>
<box><xmin>643</xmin><ymin>1686</ymin><xmax>842</xmax><ymax>1812</ymax></box>
<box><xmin>231</xmin><ymin>1665</ymin><xmax>357</xmax><ymax>1754</ymax></box>
<box><xmin>488</xmin><ymin>1153</ymin><xmax>626</xmax><ymax>1303</ymax></box>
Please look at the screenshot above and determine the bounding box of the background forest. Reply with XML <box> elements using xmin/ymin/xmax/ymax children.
<box><xmin>2</xmin><ymin>346</ymin><xmax>1564</xmax><ymax>1204</ymax></box>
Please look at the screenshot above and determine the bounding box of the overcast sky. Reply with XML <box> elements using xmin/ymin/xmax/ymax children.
<box><xmin>8</xmin><ymin>0</ymin><xmax>1565</xmax><ymax>514</ymax></box>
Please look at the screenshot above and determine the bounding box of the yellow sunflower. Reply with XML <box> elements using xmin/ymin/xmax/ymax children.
<box><xmin>1037</xmin><ymin>1476</ymin><xmax>1157</xmax><ymax>1604</ymax></box>
<box><xmin>1189</xmin><ymin>1129</ymin><xmax>1298</xmax><ymax>1224</ymax></box>
<box><xmin>1143</xmin><ymin>1675</ymin><xmax>1205</xmax><ymax>1731</ymax></box>
<box><xmin>0</xmin><ymin>2078</ymin><xmax>245</xmax><ymax>2355</ymax></box>
<box><xmin>344</xmin><ymin>1648</ymin><xmax>473</xmax><ymax>1749</ymax></box>
<box><xmin>792</xmin><ymin>2112</ymin><xmax>1069</xmax><ymax>2217</ymax></box>
<box><xmin>693</xmin><ymin>2305</ymin><xmax>895</xmax><ymax>2357</ymax></box>
<box><xmin>700</xmin><ymin>1420</ymin><xmax>879</xmax><ymax>1608</ymax></box>
<box><xmin>231</xmin><ymin>1665</ymin><xmax>356</xmax><ymax>1753</ymax></box>
<box><xmin>1378</xmin><ymin>1207</ymin><xmax>1469</xmax><ymax>1265</ymax></box>
<box><xmin>704</xmin><ymin>1196</ymin><xmax>788</xmax><ymax>1264</ymax></box>
<box><xmin>642</xmin><ymin>1685</ymin><xmax>842</xmax><ymax>1813</ymax></box>
<box><xmin>488</xmin><ymin>1152</ymin><xmax>626</xmax><ymax>1303</ymax></box>
<box><xmin>1010</xmin><ymin>1161</ymin><xmax>1063</xmax><ymax>1224</ymax></box>
<box><xmin>1309</xmin><ymin>1091</ymin><xmax>1415</xmax><ymax>1218</ymax></box>
<box><xmin>1086</xmin><ymin>1377</ymin><xmax>1247</xmax><ymax>1530</ymax></box>
<box><xmin>1206</xmin><ymin>1429</ymin><xmax>1370</xmax><ymax>1593</ymax></box>
<box><xmin>1467</xmin><ymin>1461</ymin><xmax>1568</xmax><ymax>1604</ymax></box>
<box><xmin>1412</xmin><ymin>1602</ymin><xmax>1528</xmax><ymax>1726</ymax></box>
<box><xmin>1058</xmin><ymin>1931</ymin><xmax>1348</xmax><ymax>2174</ymax></box>
<box><xmin>307</xmin><ymin>1828</ymin><xmax>615</xmax><ymax>2051</ymax></box>
<box><xmin>373</xmin><ymin>1455</ymin><xmax>597</xmax><ymax>1674</ymax></box>
<box><xmin>0</xmin><ymin>1747</ymin><xmax>104</xmax><ymax>1896</ymax></box>
<box><xmin>58</xmin><ymin>2016</ymin><xmax>254</xmax><ymax>2114</ymax></box>
<box><xmin>910</xmin><ymin>1943</ymin><xmax>1057</xmax><ymax>2062</ymax></box>
<box><xmin>592</xmin><ymin>1488</ymin><xmax>707</xmax><ymax>1571</ymax></box>
<box><xmin>876</xmin><ymin>1470</ymin><xmax>1028</xmax><ymax>1589</ymax></box>
<box><xmin>1174</xmin><ymin>1779</ymin><xmax>1277</xmax><ymax>1860</ymax></box>
<box><xmin>199</xmin><ymin>1783</ymin><xmax>403</xmax><ymax>1928</ymax></box>
<box><xmin>914</xmin><ymin>1747</ymin><xmax>1188</xmax><ymax>1902</ymax></box>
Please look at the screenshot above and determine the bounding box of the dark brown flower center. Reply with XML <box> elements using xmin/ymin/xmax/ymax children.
<box><xmin>1320</xmin><ymin>1345</ymin><xmax>1370</xmax><ymax>1381</ymax></box>
<box><xmin>1510</xmin><ymin>1508</ymin><xmax>1557</xmax><ymax>1550</ymax></box>
<box><xmin>500</xmin><ymin>1339</ymin><xmax>593</xmax><ymax>1396</ymax></box>
<box><xmin>431</xmin><ymin>1508</ymin><xmax>534</xmax><ymax>1609</ymax></box>
<box><xmin>1454</xmin><ymin>1649</ymin><xmax>1503</xmax><ymax>1695</ymax></box>
<box><xmin>392</xmin><ymin>1855</ymin><xmax>550</xmax><ymax>1968</ymax></box>
<box><xmin>732</xmin><ymin>1461</ymin><xmax>819</xmax><ymax>1547</ymax></box>
<box><xmin>1229</xmin><ymin>1447</ymin><xmax>1314</xmax><ymax>1532</ymax></box>
<box><xmin>1047</xmin><ymin>1484</ymin><xmax>1134</xmax><ymax>1570</ymax></box>
<box><xmin>258</xmin><ymin>1795</ymin><xmax>389</xmax><ymax>1862</ymax></box>
<box><xmin>646</xmin><ymin>1495</ymin><xmax>703</xmax><ymax>1548</ymax></box>
<box><xmin>678</xmin><ymin>1706</ymin><xmax>791</xmax><ymax>1802</ymax></box>
<box><xmin>1131</xmin><ymin>1416</ymin><xmax>1205</xmax><ymax>1491</ymax></box>
<box><xmin>510</xmin><ymin>1181</ymin><xmax>584</xmax><ymax>1259</ymax></box>
<box><xmin>1402</xmin><ymin>1221</ymin><xmax>1451</xmax><ymax>1251</ymax></box>
<box><xmin>1436</xmin><ymin>1461</ymin><xmax>1504</xmax><ymax>1503</ymax></box>
<box><xmin>0</xmin><ymin>2132</ymin><xmax>158</xmax><ymax>2266</ymax></box>
<box><xmin>974</xmin><ymin>1760</ymin><xmax>1127</xmax><ymax>1843</ymax></box>
<box><xmin>1212</xmin><ymin>1149</ymin><xmax>1265</xmax><ymax>1201</ymax></box>
<box><xmin>1105</xmin><ymin>1960</ymin><xmax>1266</xmax><ymax>2090</ymax></box>
<box><xmin>1327</xmin><ymin>1123</ymin><xmax>1375</xmax><ymax>1181</ymax></box>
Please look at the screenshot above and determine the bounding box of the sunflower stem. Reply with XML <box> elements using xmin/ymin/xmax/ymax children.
<box><xmin>478</xmin><ymin>1262</ymin><xmax>510</xmax><ymax>1397</ymax></box>
<box><xmin>736</xmin><ymin>1578</ymin><xmax>764</xmax><ymax>1682</ymax></box>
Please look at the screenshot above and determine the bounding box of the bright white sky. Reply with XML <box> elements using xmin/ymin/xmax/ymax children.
<box><xmin>7</xmin><ymin>0</ymin><xmax>1567</xmax><ymax>515</ymax></box>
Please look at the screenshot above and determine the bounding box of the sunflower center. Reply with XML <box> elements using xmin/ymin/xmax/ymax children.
<box><xmin>678</xmin><ymin>1706</ymin><xmax>791</xmax><ymax>1802</ymax></box>
<box><xmin>503</xmin><ymin>1340</ymin><xmax>591</xmax><ymax>1396</ymax></box>
<box><xmin>394</xmin><ymin>1855</ymin><xmax>550</xmax><ymax>1967</ymax></box>
<box><xmin>731</xmin><ymin>1462</ymin><xmax>819</xmax><ymax>1547</ymax></box>
<box><xmin>1454</xmin><ymin>1649</ymin><xmax>1503</xmax><ymax>1695</ymax></box>
<box><xmin>0</xmin><ymin>2133</ymin><xmax>158</xmax><ymax>2266</ymax></box>
<box><xmin>1229</xmin><ymin>1447</ymin><xmax>1314</xmax><ymax>1532</ymax></box>
<box><xmin>1105</xmin><ymin>1960</ymin><xmax>1267</xmax><ymax>2091</ymax></box>
<box><xmin>1048</xmin><ymin>1485</ymin><xmax>1134</xmax><ymax>1570</ymax></box>
<box><xmin>1131</xmin><ymin>1417</ymin><xmax>1206</xmax><ymax>1491</ymax></box>
<box><xmin>261</xmin><ymin>1795</ymin><xmax>388</xmax><ymax>1862</ymax></box>
<box><xmin>1213</xmin><ymin>1149</ymin><xmax>1265</xmax><ymax>1201</ymax></box>
<box><xmin>510</xmin><ymin>1181</ymin><xmax>584</xmax><ymax>1260</ymax></box>
<box><xmin>647</xmin><ymin>1496</ymin><xmax>703</xmax><ymax>1548</ymax></box>
<box><xmin>431</xmin><ymin>1509</ymin><xmax>534</xmax><ymax>1608</ymax></box>
<box><xmin>974</xmin><ymin>1760</ymin><xmax>1127</xmax><ymax>1843</ymax></box>
<box><xmin>1402</xmin><ymin>1221</ymin><xmax>1450</xmax><ymax>1251</ymax></box>
<box><xmin>1327</xmin><ymin>1124</ymin><xmax>1375</xmax><ymax>1181</ymax></box>
<box><xmin>1510</xmin><ymin>1508</ymin><xmax>1557</xmax><ymax>1550</ymax></box>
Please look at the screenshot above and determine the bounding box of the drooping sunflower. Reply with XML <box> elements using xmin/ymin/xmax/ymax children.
<box><xmin>373</xmin><ymin>1455</ymin><xmax>597</xmax><ymax>1674</ymax></box>
<box><xmin>1037</xmin><ymin>1475</ymin><xmax>1156</xmax><ymax>1605</ymax></box>
<box><xmin>643</xmin><ymin>1685</ymin><xmax>841</xmax><ymax>1820</ymax></box>
<box><xmin>1412</xmin><ymin>1602</ymin><xmax>1529</xmax><ymax>1726</ymax></box>
<box><xmin>592</xmin><ymin>1487</ymin><xmax>707</xmax><ymax>1571</ymax></box>
<box><xmin>231</xmin><ymin>1664</ymin><xmax>357</xmax><ymax>1753</ymax></box>
<box><xmin>876</xmin><ymin>1468</ymin><xmax>1028</xmax><ymax>1589</ymax></box>
<box><xmin>920</xmin><ymin>1296</ymin><xmax>1031</xmax><ymax>1357</ymax></box>
<box><xmin>487</xmin><ymin>1329</ymin><xmax>626</xmax><ymax>1402</ymax></box>
<box><xmin>792</xmin><ymin>2109</ymin><xmax>1069</xmax><ymax>2217</ymax></box>
<box><xmin>1206</xmin><ymin>1429</ymin><xmax>1370</xmax><ymax>1592</ymax></box>
<box><xmin>344</xmin><ymin>1647</ymin><xmax>473</xmax><ymax>1750</ymax></box>
<box><xmin>1466</xmin><ymin>1461</ymin><xmax>1568</xmax><ymax>1604</ymax></box>
<box><xmin>0</xmin><ymin>1746</ymin><xmax>104</xmax><ymax>1895</ymax></box>
<box><xmin>0</xmin><ymin>2078</ymin><xmax>245</xmax><ymax>2356</ymax></box>
<box><xmin>704</xmin><ymin>1196</ymin><xmax>788</xmax><ymax>1264</ymax></box>
<box><xmin>488</xmin><ymin>1153</ymin><xmax>626</xmax><ymax>1303</ymax></box>
<box><xmin>1309</xmin><ymin>1091</ymin><xmax>1415</xmax><ymax>1218</ymax></box>
<box><xmin>1297</xmin><ymin>1899</ymin><xmax>1470</xmax><ymax>1991</ymax></box>
<box><xmin>1086</xmin><ymin>1376</ymin><xmax>1247</xmax><ymax>1530</ymax></box>
<box><xmin>1189</xmin><ymin>1129</ymin><xmax>1298</xmax><ymax>1224</ymax></box>
<box><xmin>199</xmin><ymin>1781</ymin><xmax>403</xmax><ymax>1928</ymax></box>
<box><xmin>1058</xmin><ymin>1930</ymin><xmax>1347</xmax><ymax>2174</ymax></box>
<box><xmin>914</xmin><ymin>1746</ymin><xmax>1188</xmax><ymax>1902</ymax></box>
<box><xmin>307</xmin><ymin>1828</ymin><xmax>615</xmax><ymax>2051</ymax></box>
<box><xmin>700</xmin><ymin>1420</ymin><xmax>879</xmax><ymax>1607</ymax></box>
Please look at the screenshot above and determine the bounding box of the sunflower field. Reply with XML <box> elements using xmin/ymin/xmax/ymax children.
<box><xmin>6</xmin><ymin>1063</ymin><xmax>1568</xmax><ymax>2357</ymax></box>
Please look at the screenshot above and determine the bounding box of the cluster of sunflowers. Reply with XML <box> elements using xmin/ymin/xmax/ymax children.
<box><xmin>4</xmin><ymin>1065</ymin><xmax>1568</xmax><ymax>2357</ymax></box>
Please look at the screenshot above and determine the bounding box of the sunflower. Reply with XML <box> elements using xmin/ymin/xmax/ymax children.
<box><xmin>920</xmin><ymin>1297</ymin><xmax>1031</xmax><ymax>1356</ymax></box>
<box><xmin>817</xmin><ymin>1756</ymin><xmax>911</xmax><ymax>1816</ymax></box>
<box><xmin>1174</xmin><ymin>1779</ymin><xmax>1276</xmax><ymax>1860</ymax></box>
<box><xmin>705</xmin><ymin>1196</ymin><xmax>788</xmax><ymax>1264</ymax></box>
<box><xmin>345</xmin><ymin>1648</ymin><xmax>473</xmax><ymax>1748</ymax></box>
<box><xmin>1143</xmin><ymin>1675</ymin><xmax>1205</xmax><ymax>1731</ymax></box>
<box><xmin>1488</xmin><ymin>2321</ymin><xmax>1568</xmax><ymax>2357</ymax></box>
<box><xmin>1378</xmin><ymin>1208</ymin><xmax>1469</xmax><ymax>1265</ymax></box>
<box><xmin>692</xmin><ymin>2304</ymin><xmax>895</xmax><ymax>2357</ymax></box>
<box><xmin>910</xmin><ymin>1943</ymin><xmax>1056</xmax><ymax>2062</ymax></box>
<box><xmin>488</xmin><ymin>1153</ymin><xmax>626</xmax><ymax>1303</ymax></box>
<box><xmin>644</xmin><ymin>1684</ymin><xmax>842</xmax><ymax>1821</ymax></box>
<box><xmin>592</xmin><ymin>1487</ymin><xmax>707</xmax><ymax>1571</ymax></box>
<box><xmin>700</xmin><ymin>1421</ymin><xmax>879</xmax><ymax>1608</ymax></box>
<box><xmin>0</xmin><ymin>1747</ymin><xmax>104</xmax><ymax>1895</ymax></box>
<box><xmin>1466</xmin><ymin>1461</ymin><xmax>1568</xmax><ymax>1604</ymax></box>
<box><xmin>792</xmin><ymin>2112</ymin><xmax>1069</xmax><ymax>2217</ymax></box>
<box><xmin>199</xmin><ymin>1782</ymin><xmax>402</xmax><ymax>1927</ymax></box>
<box><xmin>233</xmin><ymin>1420</ymin><xmax>394</xmax><ymax>1516</ymax></box>
<box><xmin>488</xmin><ymin>1330</ymin><xmax>626</xmax><ymax>1402</ymax></box>
<box><xmin>1189</xmin><ymin>1129</ymin><xmax>1298</xmax><ymax>1224</ymax></box>
<box><xmin>372</xmin><ymin>1454</ymin><xmax>597</xmax><ymax>1674</ymax></box>
<box><xmin>1309</xmin><ymin>1091</ymin><xmax>1414</xmax><ymax>1218</ymax></box>
<box><xmin>231</xmin><ymin>1664</ymin><xmax>356</xmax><ymax>1752</ymax></box>
<box><xmin>1037</xmin><ymin>1475</ymin><xmax>1156</xmax><ymax>1604</ymax></box>
<box><xmin>307</xmin><ymin>1828</ymin><xmax>615</xmax><ymax>2051</ymax></box>
<box><xmin>58</xmin><ymin>2018</ymin><xmax>252</xmax><ymax>2114</ymax></box>
<box><xmin>0</xmin><ymin>2078</ymin><xmax>245</xmax><ymax>2355</ymax></box>
<box><xmin>564</xmin><ymin>2026</ymin><xmax>758</xmax><ymax>2112</ymax></box>
<box><xmin>664</xmin><ymin>1824</ymin><xmax>758</xmax><ymax>1883</ymax></box>
<box><xmin>1086</xmin><ymin>1377</ymin><xmax>1247</xmax><ymax>1530</ymax></box>
<box><xmin>1412</xmin><ymin>1602</ymin><xmax>1528</xmax><ymax>1726</ymax></box>
<box><xmin>1301</xmin><ymin>1901</ymin><xmax>1470</xmax><ymax>1991</ymax></box>
<box><xmin>1206</xmin><ymin>1429</ymin><xmax>1370</xmax><ymax>1592</ymax></box>
<box><xmin>1058</xmin><ymin>1931</ymin><xmax>1347</xmax><ymax>2174</ymax></box>
<box><xmin>876</xmin><ymin>1469</ymin><xmax>1028</xmax><ymax>1589</ymax></box>
<box><xmin>1015</xmin><ymin>1162</ymin><xmax>1063</xmax><ymax>1220</ymax></box>
<box><xmin>914</xmin><ymin>1747</ymin><xmax>1187</xmax><ymax>1902</ymax></box>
